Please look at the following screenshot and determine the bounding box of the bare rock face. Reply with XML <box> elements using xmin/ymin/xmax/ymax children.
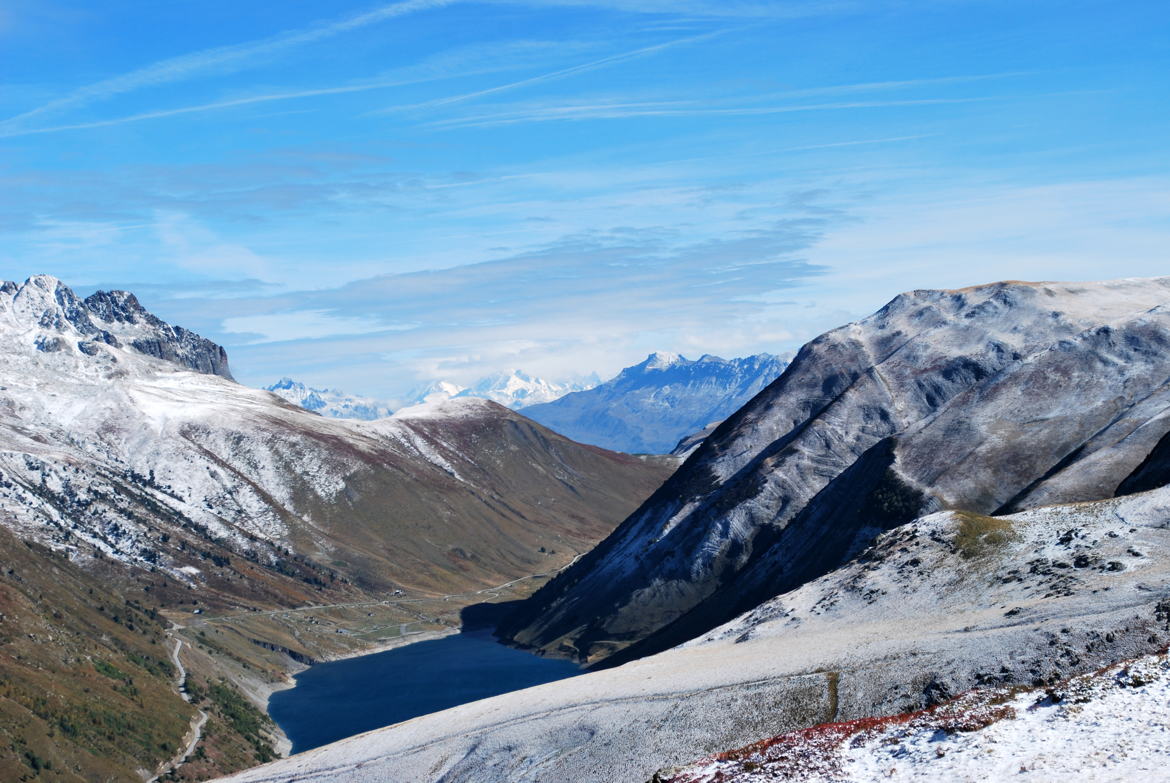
<box><xmin>499</xmin><ymin>277</ymin><xmax>1170</xmax><ymax>665</ymax></box>
<box><xmin>84</xmin><ymin>288</ymin><xmax>233</xmax><ymax>379</ymax></box>
<box><xmin>0</xmin><ymin>274</ymin><xmax>233</xmax><ymax>379</ymax></box>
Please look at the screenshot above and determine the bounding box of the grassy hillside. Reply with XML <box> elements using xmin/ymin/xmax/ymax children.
<box><xmin>0</xmin><ymin>526</ymin><xmax>192</xmax><ymax>782</ymax></box>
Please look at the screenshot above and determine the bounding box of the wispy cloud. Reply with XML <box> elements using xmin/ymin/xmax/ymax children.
<box><xmin>488</xmin><ymin>0</ymin><xmax>860</xmax><ymax>20</ymax></box>
<box><xmin>754</xmin><ymin>71</ymin><xmax>1033</xmax><ymax>101</ymax></box>
<box><xmin>0</xmin><ymin>73</ymin><xmax>471</xmax><ymax>140</ymax></box>
<box><xmin>377</xmin><ymin>31</ymin><xmax>725</xmax><ymax>113</ymax></box>
<box><xmin>427</xmin><ymin>96</ymin><xmax>998</xmax><ymax>129</ymax></box>
<box><xmin>207</xmin><ymin>211</ymin><xmax>835</xmax><ymax>388</ymax></box>
<box><xmin>0</xmin><ymin>0</ymin><xmax>457</xmax><ymax>134</ymax></box>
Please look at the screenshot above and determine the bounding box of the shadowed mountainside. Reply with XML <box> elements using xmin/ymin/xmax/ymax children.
<box><xmin>499</xmin><ymin>278</ymin><xmax>1170</xmax><ymax>666</ymax></box>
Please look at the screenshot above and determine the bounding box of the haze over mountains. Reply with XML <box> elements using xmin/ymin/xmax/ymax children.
<box><xmin>266</xmin><ymin>355</ymin><xmax>787</xmax><ymax>457</ymax></box>
<box><xmin>0</xmin><ymin>274</ymin><xmax>673</xmax><ymax>781</ymax></box>
<box><xmin>225</xmin><ymin>276</ymin><xmax>1170</xmax><ymax>783</ymax></box>
<box><xmin>522</xmin><ymin>352</ymin><xmax>789</xmax><ymax>454</ymax></box>
<box><xmin>266</xmin><ymin>370</ymin><xmax>599</xmax><ymax>421</ymax></box>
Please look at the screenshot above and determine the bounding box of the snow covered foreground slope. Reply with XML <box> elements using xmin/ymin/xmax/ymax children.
<box><xmin>215</xmin><ymin>485</ymin><xmax>1170</xmax><ymax>783</ymax></box>
<box><xmin>500</xmin><ymin>277</ymin><xmax>1170</xmax><ymax>665</ymax></box>
<box><xmin>522</xmin><ymin>352</ymin><xmax>787</xmax><ymax>453</ymax></box>
<box><xmin>658</xmin><ymin>650</ymin><xmax>1170</xmax><ymax>783</ymax></box>
<box><xmin>0</xmin><ymin>275</ymin><xmax>672</xmax><ymax>598</ymax></box>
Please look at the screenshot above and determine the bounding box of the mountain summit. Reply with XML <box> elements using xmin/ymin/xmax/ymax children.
<box><xmin>1</xmin><ymin>273</ymin><xmax>232</xmax><ymax>379</ymax></box>
<box><xmin>522</xmin><ymin>352</ymin><xmax>788</xmax><ymax>453</ymax></box>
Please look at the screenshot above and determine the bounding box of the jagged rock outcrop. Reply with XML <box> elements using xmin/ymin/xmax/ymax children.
<box><xmin>1</xmin><ymin>275</ymin><xmax>233</xmax><ymax>378</ymax></box>
<box><xmin>499</xmin><ymin>278</ymin><xmax>1170</xmax><ymax>665</ymax></box>
<box><xmin>523</xmin><ymin>352</ymin><xmax>788</xmax><ymax>453</ymax></box>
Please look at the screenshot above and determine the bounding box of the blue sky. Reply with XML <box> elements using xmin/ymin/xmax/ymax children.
<box><xmin>1</xmin><ymin>0</ymin><xmax>1168</xmax><ymax>399</ymax></box>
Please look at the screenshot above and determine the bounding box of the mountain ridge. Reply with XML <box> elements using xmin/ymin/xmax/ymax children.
<box><xmin>522</xmin><ymin>352</ymin><xmax>789</xmax><ymax>453</ymax></box>
<box><xmin>215</xmin><ymin>480</ymin><xmax>1170</xmax><ymax>783</ymax></box>
<box><xmin>498</xmin><ymin>277</ymin><xmax>1170</xmax><ymax>666</ymax></box>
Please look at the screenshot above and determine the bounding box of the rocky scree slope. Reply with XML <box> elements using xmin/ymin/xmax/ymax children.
<box><xmin>522</xmin><ymin>352</ymin><xmax>788</xmax><ymax>454</ymax></box>
<box><xmin>499</xmin><ymin>277</ymin><xmax>1170</xmax><ymax>666</ymax></box>
<box><xmin>215</xmin><ymin>483</ymin><xmax>1170</xmax><ymax>783</ymax></box>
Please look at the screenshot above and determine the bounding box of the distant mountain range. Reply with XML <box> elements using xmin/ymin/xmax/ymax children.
<box><xmin>266</xmin><ymin>377</ymin><xmax>395</xmax><ymax>420</ymax></box>
<box><xmin>266</xmin><ymin>354</ymin><xmax>788</xmax><ymax>457</ymax></box>
<box><xmin>521</xmin><ymin>352</ymin><xmax>789</xmax><ymax>454</ymax></box>
<box><xmin>266</xmin><ymin>369</ymin><xmax>598</xmax><ymax>420</ymax></box>
<box><xmin>411</xmin><ymin>369</ymin><xmax>600</xmax><ymax>410</ymax></box>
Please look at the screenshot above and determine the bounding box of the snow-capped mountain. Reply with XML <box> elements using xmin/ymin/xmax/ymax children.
<box><xmin>521</xmin><ymin>352</ymin><xmax>789</xmax><ymax>454</ymax></box>
<box><xmin>269</xmin><ymin>370</ymin><xmax>595</xmax><ymax>420</ymax></box>
<box><xmin>500</xmin><ymin>278</ymin><xmax>1170</xmax><ymax>666</ymax></box>
<box><xmin>456</xmin><ymin>369</ymin><xmax>598</xmax><ymax>409</ymax></box>
<box><xmin>0</xmin><ymin>274</ymin><xmax>672</xmax><ymax>598</ymax></box>
<box><xmin>265</xmin><ymin>377</ymin><xmax>394</xmax><ymax>420</ymax></box>
<box><xmin>410</xmin><ymin>379</ymin><xmax>467</xmax><ymax>404</ymax></box>
<box><xmin>409</xmin><ymin>370</ymin><xmax>597</xmax><ymax>410</ymax></box>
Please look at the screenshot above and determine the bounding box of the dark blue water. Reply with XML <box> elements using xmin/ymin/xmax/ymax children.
<box><xmin>268</xmin><ymin>631</ymin><xmax>581</xmax><ymax>753</ymax></box>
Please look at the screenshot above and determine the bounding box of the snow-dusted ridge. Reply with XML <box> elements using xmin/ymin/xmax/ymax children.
<box><xmin>500</xmin><ymin>276</ymin><xmax>1170</xmax><ymax>666</ymax></box>
<box><xmin>0</xmin><ymin>275</ymin><xmax>673</xmax><ymax>597</ymax></box>
<box><xmin>659</xmin><ymin>650</ymin><xmax>1170</xmax><ymax>782</ymax></box>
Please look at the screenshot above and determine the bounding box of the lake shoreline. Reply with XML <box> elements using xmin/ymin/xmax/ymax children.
<box><xmin>268</xmin><ymin>627</ymin><xmax>582</xmax><ymax>754</ymax></box>
<box><xmin>258</xmin><ymin>627</ymin><xmax>461</xmax><ymax>757</ymax></box>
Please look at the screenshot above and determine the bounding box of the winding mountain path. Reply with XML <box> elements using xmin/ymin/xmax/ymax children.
<box><xmin>148</xmin><ymin>629</ymin><xmax>209</xmax><ymax>783</ymax></box>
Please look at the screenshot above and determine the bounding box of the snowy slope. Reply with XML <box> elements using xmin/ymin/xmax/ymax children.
<box><xmin>499</xmin><ymin>277</ymin><xmax>1170</xmax><ymax>665</ymax></box>
<box><xmin>264</xmin><ymin>377</ymin><xmax>394</xmax><ymax>420</ymax></box>
<box><xmin>215</xmin><ymin>484</ymin><xmax>1170</xmax><ymax>783</ymax></box>
<box><xmin>659</xmin><ymin>652</ymin><xmax>1170</xmax><ymax>782</ymax></box>
<box><xmin>522</xmin><ymin>352</ymin><xmax>788</xmax><ymax>453</ymax></box>
<box><xmin>0</xmin><ymin>275</ymin><xmax>674</xmax><ymax>599</ymax></box>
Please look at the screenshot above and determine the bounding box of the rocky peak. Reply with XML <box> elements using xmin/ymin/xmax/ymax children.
<box><xmin>640</xmin><ymin>351</ymin><xmax>683</xmax><ymax>371</ymax></box>
<box><xmin>83</xmin><ymin>288</ymin><xmax>152</xmax><ymax>325</ymax></box>
<box><xmin>0</xmin><ymin>274</ymin><xmax>233</xmax><ymax>380</ymax></box>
